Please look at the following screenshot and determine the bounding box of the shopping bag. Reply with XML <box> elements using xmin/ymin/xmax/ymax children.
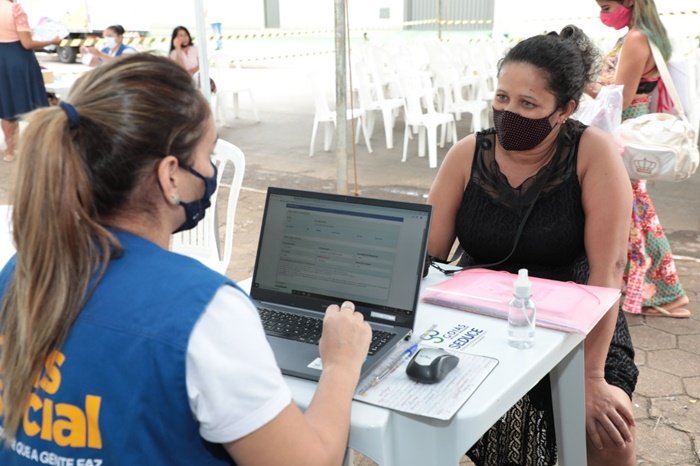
<box><xmin>615</xmin><ymin>113</ymin><xmax>698</xmax><ymax>181</ymax></box>
<box><xmin>573</xmin><ymin>84</ymin><xmax>623</xmax><ymax>134</ymax></box>
<box><xmin>613</xmin><ymin>43</ymin><xmax>699</xmax><ymax>182</ymax></box>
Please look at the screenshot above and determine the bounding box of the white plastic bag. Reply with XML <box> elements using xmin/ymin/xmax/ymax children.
<box><xmin>573</xmin><ymin>84</ymin><xmax>623</xmax><ymax>134</ymax></box>
<box><xmin>80</xmin><ymin>52</ymin><xmax>94</xmax><ymax>66</ymax></box>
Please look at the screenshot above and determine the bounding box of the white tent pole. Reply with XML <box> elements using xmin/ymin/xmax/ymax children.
<box><xmin>194</xmin><ymin>0</ymin><xmax>211</xmax><ymax>102</ymax></box>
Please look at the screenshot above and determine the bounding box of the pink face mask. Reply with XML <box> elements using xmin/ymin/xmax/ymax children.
<box><xmin>600</xmin><ymin>4</ymin><xmax>632</xmax><ymax>30</ymax></box>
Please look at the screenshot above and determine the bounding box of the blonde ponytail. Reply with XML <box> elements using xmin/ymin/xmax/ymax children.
<box><xmin>0</xmin><ymin>106</ymin><xmax>118</xmax><ymax>442</ymax></box>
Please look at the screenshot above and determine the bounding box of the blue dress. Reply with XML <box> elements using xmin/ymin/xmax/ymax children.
<box><xmin>0</xmin><ymin>5</ymin><xmax>48</xmax><ymax>120</ymax></box>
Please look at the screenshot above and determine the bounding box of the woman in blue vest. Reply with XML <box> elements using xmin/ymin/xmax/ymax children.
<box><xmin>0</xmin><ymin>53</ymin><xmax>371</xmax><ymax>466</ymax></box>
<box><xmin>79</xmin><ymin>24</ymin><xmax>135</xmax><ymax>66</ymax></box>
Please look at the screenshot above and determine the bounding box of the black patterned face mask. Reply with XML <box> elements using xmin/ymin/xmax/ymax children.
<box><xmin>493</xmin><ymin>108</ymin><xmax>557</xmax><ymax>151</ymax></box>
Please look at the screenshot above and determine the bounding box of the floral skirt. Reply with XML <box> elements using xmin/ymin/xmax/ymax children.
<box><xmin>619</xmin><ymin>99</ymin><xmax>686</xmax><ymax>314</ymax></box>
<box><xmin>621</xmin><ymin>180</ymin><xmax>685</xmax><ymax>313</ymax></box>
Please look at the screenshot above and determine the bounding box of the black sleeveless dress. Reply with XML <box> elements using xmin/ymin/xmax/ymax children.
<box><xmin>456</xmin><ymin>121</ymin><xmax>638</xmax><ymax>466</ymax></box>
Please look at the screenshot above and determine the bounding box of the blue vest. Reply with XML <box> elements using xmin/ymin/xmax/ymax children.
<box><xmin>100</xmin><ymin>43</ymin><xmax>132</xmax><ymax>58</ymax></box>
<box><xmin>0</xmin><ymin>231</ymin><xmax>238</xmax><ymax>465</ymax></box>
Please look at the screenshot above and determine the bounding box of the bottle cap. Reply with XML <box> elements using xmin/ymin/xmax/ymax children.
<box><xmin>514</xmin><ymin>268</ymin><xmax>532</xmax><ymax>298</ymax></box>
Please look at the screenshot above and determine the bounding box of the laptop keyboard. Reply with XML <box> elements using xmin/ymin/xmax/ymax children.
<box><xmin>258</xmin><ymin>308</ymin><xmax>395</xmax><ymax>356</ymax></box>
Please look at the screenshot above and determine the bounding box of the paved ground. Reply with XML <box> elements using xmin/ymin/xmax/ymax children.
<box><xmin>1</xmin><ymin>54</ymin><xmax>698</xmax><ymax>465</ymax></box>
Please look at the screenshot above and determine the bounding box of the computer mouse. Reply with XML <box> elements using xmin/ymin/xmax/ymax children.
<box><xmin>405</xmin><ymin>348</ymin><xmax>459</xmax><ymax>384</ymax></box>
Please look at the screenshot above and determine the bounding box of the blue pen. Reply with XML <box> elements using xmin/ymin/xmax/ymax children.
<box><xmin>361</xmin><ymin>343</ymin><xmax>420</xmax><ymax>394</ymax></box>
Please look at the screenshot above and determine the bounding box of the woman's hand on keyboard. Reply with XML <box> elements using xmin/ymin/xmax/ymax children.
<box><xmin>319</xmin><ymin>301</ymin><xmax>372</xmax><ymax>377</ymax></box>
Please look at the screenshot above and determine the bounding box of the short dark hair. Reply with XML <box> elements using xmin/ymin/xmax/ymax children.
<box><xmin>105</xmin><ymin>24</ymin><xmax>125</xmax><ymax>36</ymax></box>
<box><xmin>498</xmin><ymin>25</ymin><xmax>600</xmax><ymax>111</ymax></box>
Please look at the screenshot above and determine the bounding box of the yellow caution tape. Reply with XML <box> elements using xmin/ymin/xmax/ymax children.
<box><xmin>58</xmin><ymin>29</ymin><xmax>335</xmax><ymax>47</ymax></box>
<box><xmin>55</xmin><ymin>10</ymin><xmax>697</xmax><ymax>48</ymax></box>
<box><xmin>403</xmin><ymin>19</ymin><xmax>438</xmax><ymax>26</ymax></box>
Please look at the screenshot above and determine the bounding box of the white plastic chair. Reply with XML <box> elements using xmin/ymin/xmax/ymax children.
<box><xmin>208</xmin><ymin>52</ymin><xmax>260</xmax><ymax>125</ymax></box>
<box><xmin>170</xmin><ymin>140</ymin><xmax>245</xmax><ymax>275</ymax></box>
<box><xmin>354</xmin><ymin>60</ymin><xmax>404</xmax><ymax>149</ymax></box>
<box><xmin>400</xmin><ymin>73</ymin><xmax>457</xmax><ymax>168</ymax></box>
<box><xmin>440</xmin><ymin>72</ymin><xmax>489</xmax><ymax>134</ymax></box>
<box><xmin>308</xmin><ymin>72</ymin><xmax>372</xmax><ymax>156</ymax></box>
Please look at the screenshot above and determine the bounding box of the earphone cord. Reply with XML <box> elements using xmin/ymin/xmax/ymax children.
<box><xmin>430</xmin><ymin>188</ymin><xmax>543</xmax><ymax>275</ymax></box>
<box><xmin>431</xmin><ymin>133</ymin><xmax>563</xmax><ymax>276</ymax></box>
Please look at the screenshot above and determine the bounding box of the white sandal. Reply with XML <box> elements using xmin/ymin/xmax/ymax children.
<box><xmin>641</xmin><ymin>305</ymin><xmax>691</xmax><ymax>319</ymax></box>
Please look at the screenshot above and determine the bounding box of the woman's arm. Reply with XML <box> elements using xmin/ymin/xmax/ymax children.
<box><xmin>170</xmin><ymin>37</ymin><xmax>187</xmax><ymax>70</ymax></box>
<box><xmin>579</xmin><ymin>127</ymin><xmax>631</xmax><ymax>377</ymax></box>
<box><xmin>81</xmin><ymin>46</ymin><xmax>117</xmax><ymax>65</ymax></box>
<box><xmin>93</xmin><ymin>48</ymin><xmax>117</xmax><ymax>63</ymax></box>
<box><xmin>17</xmin><ymin>31</ymin><xmax>61</xmax><ymax>50</ymax></box>
<box><xmin>223</xmin><ymin>303</ymin><xmax>370</xmax><ymax>466</ymax></box>
<box><xmin>426</xmin><ymin>134</ymin><xmax>476</xmax><ymax>261</ymax></box>
<box><xmin>615</xmin><ymin>29</ymin><xmax>653</xmax><ymax>109</ymax></box>
<box><xmin>578</xmin><ymin>126</ymin><xmax>635</xmax><ymax>447</ymax></box>
<box><xmin>13</xmin><ymin>3</ymin><xmax>60</xmax><ymax>50</ymax></box>
<box><xmin>79</xmin><ymin>46</ymin><xmax>98</xmax><ymax>66</ymax></box>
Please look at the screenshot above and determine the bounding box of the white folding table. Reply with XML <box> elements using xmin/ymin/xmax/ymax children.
<box><xmin>44</xmin><ymin>73</ymin><xmax>81</xmax><ymax>99</ymax></box>
<box><xmin>241</xmin><ymin>269</ymin><xmax>592</xmax><ymax>465</ymax></box>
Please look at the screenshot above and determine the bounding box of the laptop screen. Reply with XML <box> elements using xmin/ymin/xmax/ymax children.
<box><xmin>251</xmin><ymin>188</ymin><xmax>431</xmax><ymax>327</ymax></box>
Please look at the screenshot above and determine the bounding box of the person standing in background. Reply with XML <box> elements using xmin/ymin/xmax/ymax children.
<box><xmin>206</xmin><ymin>1</ymin><xmax>224</xmax><ymax>51</ymax></box>
<box><xmin>591</xmin><ymin>0</ymin><xmax>691</xmax><ymax>319</ymax></box>
<box><xmin>211</xmin><ymin>21</ymin><xmax>223</xmax><ymax>51</ymax></box>
<box><xmin>0</xmin><ymin>0</ymin><xmax>60</xmax><ymax>162</ymax></box>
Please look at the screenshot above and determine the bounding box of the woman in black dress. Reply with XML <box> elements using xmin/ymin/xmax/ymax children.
<box><xmin>0</xmin><ymin>0</ymin><xmax>60</xmax><ymax>161</ymax></box>
<box><xmin>428</xmin><ymin>26</ymin><xmax>638</xmax><ymax>466</ymax></box>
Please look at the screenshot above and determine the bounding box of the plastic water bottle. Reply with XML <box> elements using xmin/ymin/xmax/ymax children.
<box><xmin>508</xmin><ymin>268</ymin><xmax>536</xmax><ymax>349</ymax></box>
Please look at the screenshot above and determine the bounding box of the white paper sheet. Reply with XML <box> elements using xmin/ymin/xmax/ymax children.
<box><xmin>32</xmin><ymin>19</ymin><xmax>69</xmax><ymax>42</ymax></box>
<box><xmin>354</xmin><ymin>330</ymin><xmax>498</xmax><ymax>421</ymax></box>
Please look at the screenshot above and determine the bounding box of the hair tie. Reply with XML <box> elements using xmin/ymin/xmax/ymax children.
<box><xmin>59</xmin><ymin>101</ymin><xmax>80</xmax><ymax>129</ymax></box>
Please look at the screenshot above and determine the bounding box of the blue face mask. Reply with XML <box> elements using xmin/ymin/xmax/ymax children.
<box><xmin>174</xmin><ymin>162</ymin><xmax>218</xmax><ymax>233</ymax></box>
